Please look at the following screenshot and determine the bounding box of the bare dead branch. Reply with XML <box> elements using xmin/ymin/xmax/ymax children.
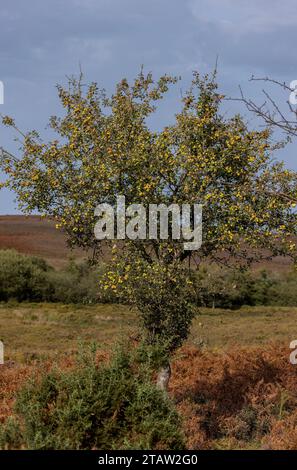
<box><xmin>228</xmin><ymin>76</ymin><xmax>297</xmax><ymax>138</ymax></box>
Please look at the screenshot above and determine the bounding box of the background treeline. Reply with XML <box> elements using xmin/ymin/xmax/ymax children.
<box><xmin>0</xmin><ymin>249</ymin><xmax>296</xmax><ymax>307</ymax></box>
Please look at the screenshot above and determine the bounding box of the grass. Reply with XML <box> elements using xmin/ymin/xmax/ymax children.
<box><xmin>0</xmin><ymin>302</ymin><xmax>137</xmax><ymax>362</ymax></box>
<box><xmin>1</xmin><ymin>302</ymin><xmax>297</xmax><ymax>450</ymax></box>
<box><xmin>191</xmin><ymin>306</ymin><xmax>297</xmax><ymax>349</ymax></box>
<box><xmin>1</xmin><ymin>303</ymin><xmax>297</xmax><ymax>361</ymax></box>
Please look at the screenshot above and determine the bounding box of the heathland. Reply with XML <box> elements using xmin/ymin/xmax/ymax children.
<box><xmin>1</xmin><ymin>216</ymin><xmax>297</xmax><ymax>450</ymax></box>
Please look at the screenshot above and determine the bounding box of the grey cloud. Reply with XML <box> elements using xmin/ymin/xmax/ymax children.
<box><xmin>0</xmin><ymin>0</ymin><xmax>297</xmax><ymax>213</ymax></box>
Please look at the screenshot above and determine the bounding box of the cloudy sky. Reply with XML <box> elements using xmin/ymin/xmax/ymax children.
<box><xmin>0</xmin><ymin>0</ymin><xmax>296</xmax><ymax>213</ymax></box>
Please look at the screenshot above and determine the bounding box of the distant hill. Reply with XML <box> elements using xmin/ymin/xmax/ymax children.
<box><xmin>0</xmin><ymin>215</ymin><xmax>86</xmax><ymax>268</ymax></box>
<box><xmin>0</xmin><ymin>215</ymin><xmax>293</xmax><ymax>272</ymax></box>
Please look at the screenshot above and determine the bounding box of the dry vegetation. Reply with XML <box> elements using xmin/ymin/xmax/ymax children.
<box><xmin>0</xmin><ymin>303</ymin><xmax>297</xmax><ymax>449</ymax></box>
<box><xmin>0</xmin><ymin>303</ymin><xmax>297</xmax><ymax>359</ymax></box>
<box><xmin>0</xmin><ymin>216</ymin><xmax>86</xmax><ymax>269</ymax></box>
<box><xmin>172</xmin><ymin>344</ymin><xmax>297</xmax><ymax>449</ymax></box>
<box><xmin>1</xmin><ymin>339</ymin><xmax>297</xmax><ymax>449</ymax></box>
<box><xmin>0</xmin><ymin>216</ymin><xmax>293</xmax><ymax>272</ymax></box>
<box><xmin>1</xmin><ymin>217</ymin><xmax>297</xmax><ymax>449</ymax></box>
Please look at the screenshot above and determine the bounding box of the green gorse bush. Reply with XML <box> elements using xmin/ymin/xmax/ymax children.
<box><xmin>0</xmin><ymin>344</ymin><xmax>185</xmax><ymax>450</ymax></box>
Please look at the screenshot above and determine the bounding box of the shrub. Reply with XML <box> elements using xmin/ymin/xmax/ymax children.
<box><xmin>2</xmin><ymin>248</ymin><xmax>297</xmax><ymax>307</ymax></box>
<box><xmin>0</xmin><ymin>250</ymin><xmax>104</xmax><ymax>304</ymax></box>
<box><xmin>192</xmin><ymin>265</ymin><xmax>254</xmax><ymax>308</ymax></box>
<box><xmin>0</xmin><ymin>249</ymin><xmax>53</xmax><ymax>302</ymax></box>
<box><xmin>0</xmin><ymin>344</ymin><xmax>185</xmax><ymax>450</ymax></box>
<box><xmin>47</xmin><ymin>259</ymin><xmax>100</xmax><ymax>304</ymax></box>
<box><xmin>191</xmin><ymin>266</ymin><xmax>297</xmax><ymax>308</ymax></box>
<box><xmin>101</xmin><ymin>257</ymin><xmax>197</xmax><ymax>352</ymax></box>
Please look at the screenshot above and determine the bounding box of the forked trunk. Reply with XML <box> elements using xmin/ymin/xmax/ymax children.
<box><xmin>156</xmin><ymin>362</ymin><xmax>171</xmax><ymax>391</ymax></box>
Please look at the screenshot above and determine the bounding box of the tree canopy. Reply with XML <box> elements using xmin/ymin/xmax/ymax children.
<box><xmin>1</xmin><ymin>70</ymin><xmax>297</xmax><ymax>355</ymax></box>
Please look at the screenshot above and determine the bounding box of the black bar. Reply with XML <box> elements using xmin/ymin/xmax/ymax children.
<box><xmin>0</xmin><ymin>450</ymin><xmax>295</xmax><ymax>468</ymax></box>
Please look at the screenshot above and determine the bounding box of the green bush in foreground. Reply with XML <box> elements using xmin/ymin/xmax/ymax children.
<box><xmin>0</xmin><ymin>344</ymin><xmax>185</xmax><ymax>450</ymax></box>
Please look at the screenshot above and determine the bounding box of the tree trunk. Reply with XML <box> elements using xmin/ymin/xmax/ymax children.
<box><xmin>156</xmin><ymin>362</ymin><xmax>171</xmax><ymax>391</ymax></box>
